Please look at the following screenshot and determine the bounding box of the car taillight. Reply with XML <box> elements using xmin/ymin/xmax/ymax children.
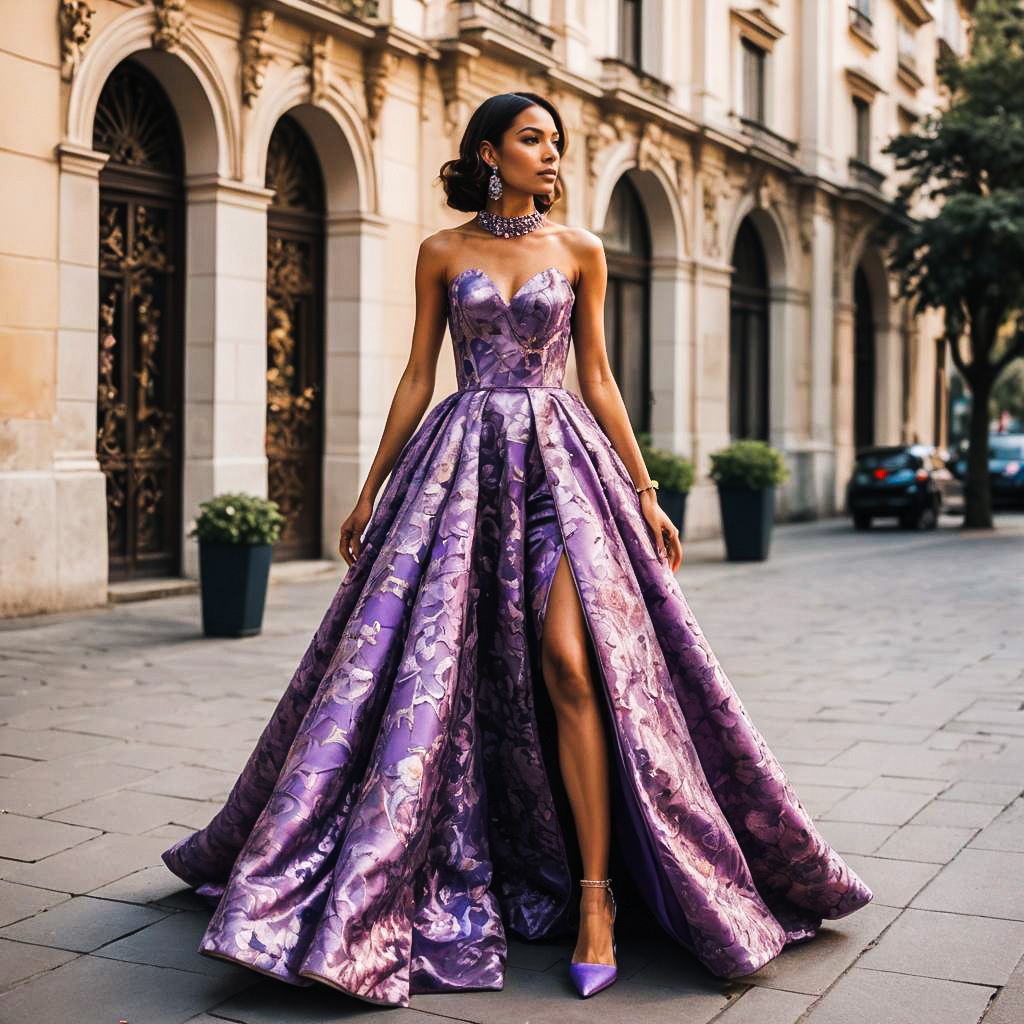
<box><xmin>873</xmin><ymin>468</ymin><xmax>887</xmax><ymax>480</ymax></box>
<box><xmin>914</xmin><ymin>469</ymin><xmax>928</xmax><ymax>482</ymax></box>
<box><xmin>1005</xmin><ymin>460</ymin><xmax>1021</xmax><ymax>476</ymax></box>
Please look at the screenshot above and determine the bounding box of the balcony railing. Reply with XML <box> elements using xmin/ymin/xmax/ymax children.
<box><xmin>848</xmin><ymin>4</ymin><xmax>875</xmax><ymax>42</ymax></box>
<box><xmin>323</xmin><ymin>0</ymin><xmax>380</xmax><ymax>16</ymax></box>
<box><xmin>739</xmin><ymin>117</ymin><xmax>798</xmax><ymax>158</ymax></box>
<box><xmin>848</xmin><ymin>156</ymin><xmax>885</xmax><ymax>193</ymax></box>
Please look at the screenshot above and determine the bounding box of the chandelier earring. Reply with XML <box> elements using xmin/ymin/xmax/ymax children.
<box><xmin>487</xmin><ymin>163</ymin><xmax>503</xmax><ymax>200</ymax></box>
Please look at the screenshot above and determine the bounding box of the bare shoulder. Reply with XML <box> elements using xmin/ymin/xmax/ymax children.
<box><xmin>416</xmin><ymin>227</ymin><xmax>457</xmax><ymax>281</ymax></box>
<box><xmin>557</xmin><ymin>225</ymin><xmax>606</xmax><ymax>286</ymax></box>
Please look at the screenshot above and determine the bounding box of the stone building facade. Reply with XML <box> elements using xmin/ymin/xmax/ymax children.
<box><xmin>0</xmin><ymin>0</ymin><xmax>971</xmax><ymax>616</ymax></box>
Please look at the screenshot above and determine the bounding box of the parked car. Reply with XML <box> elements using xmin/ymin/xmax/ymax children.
<box><xmin>951</xmin><ymin>433</ymin><xmax>1024</xmax><ymax>508</ymax></box>
<box><xmin>846</xmin><ymin>444</ymin><xmax>958</xmax><ymax>530</ymax></box>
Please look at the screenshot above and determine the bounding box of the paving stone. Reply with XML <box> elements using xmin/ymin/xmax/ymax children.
<box><xmin>44</xmin><ymin>789</ymin><xmax>220</xmax><ymax>835</ymax></box>
<box><xmin>828</xmin><ymin>742</ymin><xmax>961</xmax><ymax>780</ymax></box>
<box><xmin>88</xmin><ymin>864</ymin><xmax>192</xmax><ymax>906</ymax></box>
<box><xmin>0</xmin><ymin>728</ymin><xmax>109</xmax><ymax>761</ymax></box>
<box><xmin>94</xmin><ymin>911</ymin><xmax>248</xmax><ymax>979</ymax></box>
<box><xmin>0</xmin><ymin>814</ymin><xmax>100</xmax><ymax>862</ymax></box>
<box><xmin>741</xmin><ymin>903</ymin><xmax>899</xmax><ymax>996</ymax></box>
<box><xmin>911</xmin><ymin>849</ymin><xmax>1024</xmax><ymax>920</ymax></box>
<box><xmin>212</xmin><ymin>977</ymin><xmax>482</xmax><ymax>1021</ymax></box>
<box><xmin>0</xmin><ymin>954</ymin><xmax>255</xmax><ymax>1024</ymax></box>
<box><xmin>416</xmin><ymin>961</ymin><xmax>731</xmax><ymax>1024</ymax></box>
<box><xmin>858</xmin><ymin>907</ymin><xmax>1024</xmax><ymax>986</ymax></box>
<box><xmin>127</xmin><ymin>764</ymin><xmax>236</xmax><ymax>802</ymax></box>
<box><xmin>864</xmin><ymin>775</ymin><xmax>948</xmax><ymax>796</ymax></box>
<box><xmin>804</xmin><ymin>967</ymin><xmax>995</xmax><ymax>1023</ymax></box>
<box><xmin>713</xmin><ymin>985</ymin><xmax>814</xmax><ymax>1023</ymax></box>
<box><xmin>822</xmin><ymin>787</ymin><xmax>934</xmax><ymax>826</ymax></box>
<box><xmin>0</xmin><ymin>938</ymin><xmax>77</xmax><ymax>993</ymax></box>
<box><xmin>0</xmin><ymin>880</ymin><xmax>71</xmax><ymax>928</ymax></box>
<box><xmin>0</xmin><ymin>774</ymin><xmax>141</xmax><ymax>817</ymax></box>
<box><xmin>983</xmin><ymin>951</ymin><xmax>1024</xmax><ymax>1024</ymax></box>
<box><xmin>909</xmin><ymin>799</ymin><xmax>1002</xmax><ymax>829</ymax></box>
<box><xmin>873</xmin><ymin>824</ymin><xmax>977</xmax><ymax>863</ymax></box>
<box><xmin>0</xmin><ymin>833</ymin><xmax>172</xmax><ymax>894</ymax></box>
<box><xmin>837</xmin><ymin>854</ymin><xmax>942</xmax><ymax>907</ymax></box>
<box><xmin>815</xmin><ymin>821</ymin><xmax>896</xmax><ymax>856</ymax></box>
<box><xmin>969</xmin><ymin>819</ymin><xmax>1024</xmax><ymax>853</ymax></box>
<box><xmin>938</xmin><ymin>781</ymin><xmax>1022</xmax><ymax>805</ymax></box>
<box><xmin>0</xmin><ymin>755</ymin><xmax>37</xmax><ymax>777</ymax></box>
<box><xmin>0</xmin><ymin>895</ymin><xmax>167</xmax><ymax>952</ymax></box>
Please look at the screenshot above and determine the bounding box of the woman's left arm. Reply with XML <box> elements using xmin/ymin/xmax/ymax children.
<box><xmin>570</xmin><ymin>231</ymin><xmax>683</xmax><ymax>572</ymax></box>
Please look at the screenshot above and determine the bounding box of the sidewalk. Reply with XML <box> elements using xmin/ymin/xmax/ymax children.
<box><xmin>1</xmin><ymin>513</ymin><xmax>1023</xmax><ymax>1023</ymax></box>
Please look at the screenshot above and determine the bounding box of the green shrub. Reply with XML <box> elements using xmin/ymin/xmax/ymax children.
<box><xmin>708</xmin><ymin>440</ymin><xmax>789</xmax><ymax>489</ymax></box>
<box><xmin>189</xmin><ymin>492</ymin><xmax>285</xmax><ymax>545</ymax></box>
<box><xmin>637</xmin><ymin>433</ymin><xmax>695</xmax><ymax>493</ymax></box>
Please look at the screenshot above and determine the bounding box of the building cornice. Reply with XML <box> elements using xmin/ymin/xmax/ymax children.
<box><xmin>730</xmin><ymin>6</ymin><xmax>786</xmax><ymax>50</ymax></box>
<box><xmin>896</xmin><ymin>0</ymin><xmax>933</xmax><ymax>27</ymax></box>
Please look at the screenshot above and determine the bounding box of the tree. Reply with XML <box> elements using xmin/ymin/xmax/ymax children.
<box><xmin>882</xmin><ymin>0</ymin><xmax>1024</xmax><ymax>528</ymax></box>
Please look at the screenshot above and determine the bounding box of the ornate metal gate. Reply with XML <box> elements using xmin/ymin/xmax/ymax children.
<box><xmin>94</xmin><ymin>61</ymin><xmax>185</xmax><ymax>580</ymax></box>
<box><xmin>265</xmin><ymin>115</ymin><xmax>326</xmax><ymax>562</ymax></box>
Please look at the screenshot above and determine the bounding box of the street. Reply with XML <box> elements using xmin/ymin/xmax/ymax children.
<box><xmin>1</xmin><ymin>513</ymin><xmax>1023</xmax><ymax>1024</ymax></box>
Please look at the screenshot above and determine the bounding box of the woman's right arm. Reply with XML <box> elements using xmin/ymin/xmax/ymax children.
<box><xmin>338</xmin><ymin>235</ymin><xmax>450</xmax><ymax>565</ymax></box>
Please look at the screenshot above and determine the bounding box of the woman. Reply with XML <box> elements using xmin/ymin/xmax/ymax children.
<box><xmin>162</xmin><ymin>92</ymin><xmax>872</xmax><ymax>1008</ymax></box>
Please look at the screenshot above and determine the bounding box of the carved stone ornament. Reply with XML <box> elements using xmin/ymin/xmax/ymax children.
<box><xmin>583</xmin><ymin>117</ymin><xmax>620</xmax><ymax>185</ymax></box>
<box><xmin>310</xmin><ymin>33</ymin><xmax>331</xmax><ymax>106</ymax></box>
<box><xmin>437</xmin><ymin>42</ymin><xmax>479</xmax><ymax>137</ymax></box>
<box><xmin>241</xmin><ymin>8</ymin><xmax>274</xmax><ymax>107</ymax></box>
<box><xmin>363</xmin><ymin>49</ymin><xmax>398</xmax><ymax>140</ymax></box>
<box><xmin>152</xmin><ymin>0</ymin><xmax>188</xmax><ymax>52</ymax></box>
<box><xmin>755</xmin><ymin>170</ymin><xmax>782</xmax><ymax>211</ymax></box>
<box><xmin>701</xmin><ymin>172</ymin><xmax>732</xmax><ymax>260</ymax></box>
<box><xmin>59</xmin><ymin>0</ymin><xmax>94</xmax><ymax>82</ymax></box>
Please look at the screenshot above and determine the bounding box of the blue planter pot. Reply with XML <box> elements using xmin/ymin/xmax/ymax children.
<box><xmin>716</xmin><ymin>484</ymin><xmax>775</xmax><ymax>561</ymax></box>
<box><xmin>659</xmin><ymin>488</ymin><xmax>688</xmax><ymax>537</ymax></box>
<box><xmin>198</xmin><ymin>541</ymin><xmax>273</xmax><ymax>637</ymax></box>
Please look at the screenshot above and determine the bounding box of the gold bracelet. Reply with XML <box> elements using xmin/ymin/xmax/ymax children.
<box><xmin>636</xmin><ymin>479</ymin><xmax>659</xmax><ymax>495</ymax></box>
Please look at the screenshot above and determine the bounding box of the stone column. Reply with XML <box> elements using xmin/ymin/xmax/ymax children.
<box><xmin>648</xmin><ymin>260</ymin><xmax>694</xmax><ymax>454</ymax></box>
<box><xmin>323</xmin><ymin>211</ymin><xmax>388</xmax><ymax>560</ymax></box>
<box><xmin>181</xmin><ymin>176</ymin><xmax>274</xmax><ymax>578</ymax></box>
<box><xmin>53</xmin><ymin>143</ymin><xmax>111</xmax><ymax>611</ymax></box>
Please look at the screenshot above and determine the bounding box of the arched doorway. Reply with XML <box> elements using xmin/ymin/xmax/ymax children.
<box><xmin>265</xmin><ymin>114</ymin><xmax>326</xmax><ymax>562</ymax></box>
<box><xmin>729</xmin><ymin>218</ymin><xmax>770</xmax><ymax>441</ymax></box>
<box><xmin>600</xmin><ymin>176</ymin><xmax>652</xmax><ymax>433</ymax></box>
<box><xmin>853</xmin><ymin>264</ymin><xmax>876</xmax><ymax>450</ymax></box>
<box><xmin>94</xmin><ymin>59</ymin><xmax>186</xmax><ymax>581</ymax></box>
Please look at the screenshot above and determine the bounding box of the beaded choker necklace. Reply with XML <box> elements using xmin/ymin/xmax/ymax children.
<box><xmin>477</xmin><ymin>208</ymin><xmax>546</xmax><ymax>238</ymax></box>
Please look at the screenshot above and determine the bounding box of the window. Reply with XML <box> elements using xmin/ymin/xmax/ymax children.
<box><xmin>742</xmin><ymin>39</ymin><xmax>766</xmax><ymax>124</ymax></box>
<box><xmin>898</xmin><ymin>18</ymin><xmax>916</xmax><ymax>68</ymax></box>
<box><xmin>849</xmin><ymin>0</ymin><xmax>873</xmax><ymax>38</ymax></box>
<box><xmin>853</xmin><ymin>96</ymin><xmax>871</xmax><ymax>162</ymax></box>
<box><xmin>619</xmin><ymin>0</ymin><xmax>642</xmax><ymax>68</ymax></box>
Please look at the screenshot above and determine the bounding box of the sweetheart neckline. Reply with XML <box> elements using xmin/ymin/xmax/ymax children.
<box><xmin>447</xmin><ymin>265</ymin><xmax>574</xmax><ymax>309</ymax></box>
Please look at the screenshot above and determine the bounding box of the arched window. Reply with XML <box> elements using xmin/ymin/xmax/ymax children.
<box><xmin>600</xmin><ymin>176</ymin><xmax>652</xmax><ymax>433</ymax></box>
<box><xmin>729</xmin><ymin>218</ymin><xmax>770</xmax><ymax>441</ymax></box>
<box><xmin>94</xmin><ymin>59</ymin><xmax>185</xmax><ymax>580</ymax></box>
<box><xmin>265</xmin><ymin>114</ymin><xmax>327</xmax><ymax>562</ymax></box>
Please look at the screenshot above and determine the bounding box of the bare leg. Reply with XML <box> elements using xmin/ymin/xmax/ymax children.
<box><xmin>539</xmin><ymin>550</ymin><xmax>615</xmax><ymax>966</ymax></box>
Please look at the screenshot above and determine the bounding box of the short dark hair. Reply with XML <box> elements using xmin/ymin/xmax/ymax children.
<box><xmin>437</xmin><ymin>92</ymin><xmax>567</xmax><ymax>213</ymax></box>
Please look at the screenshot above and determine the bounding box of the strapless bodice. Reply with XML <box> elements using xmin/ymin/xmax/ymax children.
<box><xmin>447</xmin><ymin>266</ymin><xmax>574</xmax><ymax>390</ymax></box>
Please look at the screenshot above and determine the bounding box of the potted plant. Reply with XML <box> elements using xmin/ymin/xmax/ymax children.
<box><xmin>189</xmin><ymin>492</ymin><xmax>285</xmax><ymax>637</ymax></box>
<box><xmin>638</xmin><ymin>433</ymin><xmax>695</xmax><ymax>536</ymax></box>
<box><xmin>708</xmin><ymin>440</ymin><xmax>789</xmax><ymax>561</ymax></box>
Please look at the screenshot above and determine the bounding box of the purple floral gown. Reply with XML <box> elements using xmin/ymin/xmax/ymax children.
<box><xmin>161</xmin><ymin>265</ymin><xmax>872</xmax><ymax>1007</ymax></box>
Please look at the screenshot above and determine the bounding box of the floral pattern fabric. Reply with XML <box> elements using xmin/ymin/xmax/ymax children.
<box><xmin>162</xmin><ymin>265</ymin><xmax>872</xmax><ymax>1007</ymax></box>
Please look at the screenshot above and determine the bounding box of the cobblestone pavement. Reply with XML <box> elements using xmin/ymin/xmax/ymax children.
<box><xmin>1</xmin><ymin>512</ymin><xmax>1023</xmax><ymax>1024</ymax></box>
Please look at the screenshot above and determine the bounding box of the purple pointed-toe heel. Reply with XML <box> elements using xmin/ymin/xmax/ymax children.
<box><xmin>569</xmin><ymin>878</ymin><xmax>617</xmax><ymax>998</ymax></box>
